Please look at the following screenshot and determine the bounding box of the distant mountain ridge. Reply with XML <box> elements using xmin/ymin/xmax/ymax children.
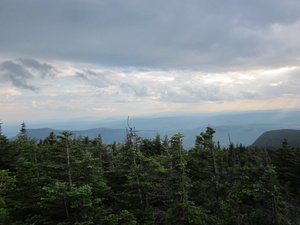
<box><xmin>7</xmin><ymin>109</ymin><xmax>300</xmax><ymax>149</ymax></box>
<box><xmin>12</xmin><ymin>126</ymin><xmax>300</xmax><ymax>150</ymax></box>
<box><xmin>251</xmin><ymin>129</ymin><xmax>300</xmax><ymax>149</ymax></box>
<box><xmin>12</xmin><ymin>128</ymin><xmax>127</xmax><ymax>144</ymax></box>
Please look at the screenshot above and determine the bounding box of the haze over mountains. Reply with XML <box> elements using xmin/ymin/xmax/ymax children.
<box><xmin>5</xmin><ymin>108</ymin><xmax>300</xmax><ymax>149</ymax></box>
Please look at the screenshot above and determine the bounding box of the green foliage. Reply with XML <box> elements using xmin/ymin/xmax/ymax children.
<box><xmin>0</xmin><ymin>170</ymin><xmax>16</xmax><ymax>224</ymax></box>
<box><xmin>0</xmin><ymin>125</ymin><xmax>299</xmax><ymax>224</ymax></box>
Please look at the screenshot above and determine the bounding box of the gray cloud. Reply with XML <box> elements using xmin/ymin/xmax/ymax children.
<box><xmin>74</xmin><ymin>70</ymin><xmax>111</xmax><ymax>88</ymax></box>
<box><xmin>0</xmin><ymin>60</ymin><xmax>38</xmax><ymax>91</ymax></box>
<box><xmin>17</xmin><ymin>58</ymin><xmax>57</xmax><ymax>78</ymax></box>
<box><xmin>1</xmin><ymin>0</ymin><xmax>300</xmax><ymax>71</ymax></box>
<box><xmin>75</xmin><ymin>72</ymin><xmax>88</xmax><ymax>80</ymax></box>
<box><xmin>0</xmin><ymin>58</ymin><xmax>57</xmax><ymax>91</ymax></box>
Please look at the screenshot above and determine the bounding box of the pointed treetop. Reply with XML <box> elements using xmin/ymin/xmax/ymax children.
<box><xmin>20</xmin><ymin>121</ymin><xmax>27</xmax><ymax>135</ymax></box>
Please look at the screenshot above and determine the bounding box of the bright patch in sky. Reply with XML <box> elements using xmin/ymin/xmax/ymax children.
<box><xmin>203</xmin><ymin>75</ymin><xmax>234</xmax><ymax>84</ymax></box>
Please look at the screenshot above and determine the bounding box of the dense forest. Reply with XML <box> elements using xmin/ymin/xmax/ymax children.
<box><xmin>1</xmin><ymin>122</ymin><xmax>300</xmax><ymax>224</ymax></box>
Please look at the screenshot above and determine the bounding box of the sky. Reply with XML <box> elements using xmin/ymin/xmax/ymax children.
<box><xmin>1</xmin><ymin>0</ymin><xmax>300</xmax><ymax>123</ymax></box>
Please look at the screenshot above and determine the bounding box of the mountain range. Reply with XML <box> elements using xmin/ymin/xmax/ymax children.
<box><xmin>8</xmin><ymin>108</ymin><xmax>300</xmax><ymax>149</ymax></box>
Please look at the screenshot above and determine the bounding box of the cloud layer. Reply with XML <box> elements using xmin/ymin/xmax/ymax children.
<box><xmin>1</xmin><ymin>1</ymin><xmax>300</xmax><ymax>121</ymax></box>
<box><xmin>1</xmin><ymin>58</ymin><xmax>299</xmax><ymax>111</ymax></box>
<box><xmin>1</xmin><ymin>0</ymin><xmax>300</xmax><ymax>70</ymax></box>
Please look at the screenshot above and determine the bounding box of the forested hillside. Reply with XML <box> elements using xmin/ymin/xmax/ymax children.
<box><xmin>1</xmin><ymin>123</ymin><xmax>300</xmax><ymax>224</ymax></box>
<box><xmin>252</xmin><ymin>129</ymin><xmax>300</xmax><ymax>149</ymax></box>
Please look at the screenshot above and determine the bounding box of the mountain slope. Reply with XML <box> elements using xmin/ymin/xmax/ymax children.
<box><xmin>251</xmin><ymin>129</ymin><xmax>300</xmax><ymax>149</ymax></box>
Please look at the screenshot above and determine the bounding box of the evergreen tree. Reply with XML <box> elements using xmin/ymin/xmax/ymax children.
<box><xmin>1</xmin><ymin>124</ymin><xmax>299</xmax><ymax>224</ymax></box>
<box><xmin>0</xmin><ymin>169</ymin><xmax>16</xmax><ymax>224</ymax></box>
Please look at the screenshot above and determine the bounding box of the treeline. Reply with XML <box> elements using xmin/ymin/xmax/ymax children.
<box><xmin>0</xmin><ymin>123</ymin><xmax>300</xmax><ymax>224</ymax></box>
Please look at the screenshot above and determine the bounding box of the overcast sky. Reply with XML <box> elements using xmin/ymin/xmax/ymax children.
<box><xmin>1</xmin><ymin>0</ymin><xmax>300</xmax><ymax>122</ymax></box>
